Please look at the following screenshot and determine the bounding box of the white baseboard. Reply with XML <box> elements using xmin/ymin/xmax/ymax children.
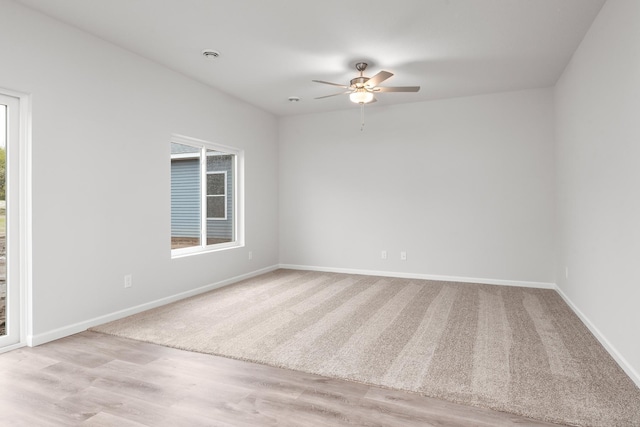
<box><xmin>278</xmin><ymin>264</ymin><xmax>556</xmax><ymax>289</ymax></box>
<box><xmin>25</xmin><ymin>264</ymin><xmax>551</xmax><ymax>347</ymax></box>
<box><xmin>555</xmin><ymin>286</ymin><xmax>640</xmax><ymax>388</ymax></box>
<box><xmin>0</xmin><ymin>341</ymin><xmax>26</xmax><ymax>355</ymax></box>
<box><xmin>26</xmin><ymin>262</ymin><xmax>639</xmax><ymax>389</ymax></box>
<box><xmin>282</xmin><ymin>263</ymin><xmax>639</xmax><ymax>387</ymax></box>
<box><xmin>27</xmin><ymin>264</ymin><xmax>279</xmax><ymax>347</ymax></box>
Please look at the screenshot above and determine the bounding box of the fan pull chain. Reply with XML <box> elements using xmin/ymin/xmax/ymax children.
<box><xmin>360</xmin><ymin>103</ymin><xmax>365</xmax><ymax>131</ymax></box>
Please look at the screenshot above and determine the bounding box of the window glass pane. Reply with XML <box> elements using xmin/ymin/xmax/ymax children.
<box><xmin>207</xmin><ymin>173</ymin><xmax>225</xmax><ymax>195</ymax></box>
<box><xmin>206</xmin><ymin>151</ymin><xmax>230</xmax><ymax>171</ymax></box>
<box><xmin>207</xmin><ymin>196</ymin><xmax>225</xmax><ymax>219</ymax></box>
<box><xmin>171</xmin><ymin>142</ymin><xmax>199</xmax><ymax>155</ymax></box>
<box><xmin>170</xmin><ymin>143</ymin><xmax>201</xmax><ymax>249</ymax></box>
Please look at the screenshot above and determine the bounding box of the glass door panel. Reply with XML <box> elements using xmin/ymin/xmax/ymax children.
<box><xmin>0</xmin><ymin>92</ymin><xmax>20</xmax><ymax>348</ymax></box>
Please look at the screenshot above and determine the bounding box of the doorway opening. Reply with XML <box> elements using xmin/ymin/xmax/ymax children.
<box><xmin>0</xmin><ymin>89</ymin><xmax>29</xmax><ymax>351</ymax></box>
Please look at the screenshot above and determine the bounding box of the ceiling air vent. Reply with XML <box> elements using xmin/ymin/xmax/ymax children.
<box><xmin>201</xmin><ymin>49</ymin><xmax>220</xmax><ymax>59</ymax></box>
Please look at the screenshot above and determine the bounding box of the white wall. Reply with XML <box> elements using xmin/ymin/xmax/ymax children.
<box><xmin>0</xmin><ymin>0</ymin><xmax>279</xmax><ymax>342</ymax></box>
<box><xmin>279</xmin><ymin>88</ymin><xmax>556</xmax><ymax>285</ymax></box>
<box><xmin>555</xmin><ymin>0</ymin><xmax>640</xmax><ymax>380</ymax></box>
<box><xmin>4</xmin><ymin>0</ymin><xmax>636</xmax><ymax>385</ymax></box>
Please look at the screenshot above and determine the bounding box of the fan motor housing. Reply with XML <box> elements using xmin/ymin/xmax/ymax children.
<box><xmin>350</xmin><ymin>76</ymin><xmax>370</xmax><ymax>88</ymax></box>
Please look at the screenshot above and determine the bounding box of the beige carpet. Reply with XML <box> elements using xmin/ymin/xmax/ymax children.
<box><xmin>91</xmin><ymin>269</ymin><xmax>640</xmax><ymax>426</ymax></box>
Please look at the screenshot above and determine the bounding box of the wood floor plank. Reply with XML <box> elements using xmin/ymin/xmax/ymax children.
<box><xmin>0</xmin><ymin>347</ymin><xmax>60</xmax><ymax>373</ymax></box>
<box><xmin>0</xmin><ymin>331</ymin><xmax>564</xmax><ymax>426</ymax></box>
<box><xmin>82</xmin><ymin>412</ymin><xmax>148</xmax><ymax>427</ymax></box>
<box><xmin>363</xmin><ymin>387</ymin><xmax>561</xmax><ymax>426</ymax></box>
<box><xmin>61</xmin><ymin>386</ymin><xmax>219</xmax><ymax>427</ymax></box>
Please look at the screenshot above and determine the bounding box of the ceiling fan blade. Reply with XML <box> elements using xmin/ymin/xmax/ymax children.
<box><xmin>312</xmin><ymin>80</ymin><xmax>349</xmax><ymax>89</ymax></box>
<box><xmin>315</xmin><ymin>91</ymin><xmax>351</xmax><ymax>99</ymax></box>
<box><xmin>365</xmin><ymin>71</ymin><xmax>393</xmax><ymax>88</ymax></box>
<box><xmin>375</xmin><ymin>86</ymin><xmax>421</xmax><ymax>93</ymax></box>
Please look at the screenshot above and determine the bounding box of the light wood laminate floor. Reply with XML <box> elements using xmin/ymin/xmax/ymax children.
<box><xmin>0</xmin><ymin>331</ymin><xmax>563</xmax><ymax>426</ymax></box>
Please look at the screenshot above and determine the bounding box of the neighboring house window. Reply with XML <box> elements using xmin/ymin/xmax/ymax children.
<box><xmin>170</xmin><ymin>135</ymin><xmax>243</xmax><ymax>256</ymax></box>
<box><xmin>206</xmin><ymin>172</ymin><xmax>226</xmax><ymax>220</ymax></box>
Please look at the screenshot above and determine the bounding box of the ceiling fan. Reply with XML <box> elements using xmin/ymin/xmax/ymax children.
<box><xmin>312</xmin><ymin>62</ymin><xmax>420</xmax><ymax>104</ymax></box>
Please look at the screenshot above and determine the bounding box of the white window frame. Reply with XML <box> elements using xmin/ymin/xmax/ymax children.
<box><xmin>171</xmin><ymin>134</ymin><xmax>244</xmax><ymax>258</ymax></box>
<box><xmin>206</xmin><ymin>170</ymin><xmax>227</xmax><ymax>221</ymax></box>
<box><xmin>0</xmin><ymin>87</ymin><xmax>31</xmax><ymax>352</ymax></box>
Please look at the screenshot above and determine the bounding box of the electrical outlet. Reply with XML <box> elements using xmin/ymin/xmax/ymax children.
<box><xmin>248</xmin><ymin>251</ymin><xmax>253</xmax><ymax>261</ymax></box>
<box><xmin>124</xmin><ymin>274</ymin><xmax>132</xmax><ymax>288</ymax></box>
<box><xmin>400</xmin><ymin>251</ymin><xmax>407</xmax><ymax>261</ymax></box>
<box><xmin>381</xmin><ymin>250</ymin><xmax>387</xmax><ymax>260</ymax></box>
<box><xmin>565</xmin><ymin>267</ymin><xmax>569</xmax><ymax>279</ymax></box>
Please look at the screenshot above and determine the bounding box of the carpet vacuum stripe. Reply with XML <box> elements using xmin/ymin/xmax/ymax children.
<box><xmin>91</xmin><ymin>269</ymin><xmax>640</xmax><ymax>427</ymax></box>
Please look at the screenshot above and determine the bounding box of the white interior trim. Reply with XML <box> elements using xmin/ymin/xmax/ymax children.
<box><xmin>25</xmin><ymin>261</ymin><xmax>640</xmax><ymax>390</ymax></box>
<box><xmin>27</xmin><ymin>264</ymin><xmax>278</xmax><ymax>347</ymax></box>
<box><xmin>282</xmin><ymin>264</ymin><xmax>640</xmax><ymax>386</ymax></box>
<box><xmin>279</xmin><ymin>264</ymin><xmax>556</xmax><ymax>289</ymax></box>
<box><xmin>19</xmin><ymin>90</ymin><xmax>32</xmax><ymax>352</ymax></box>
<box><xmin>0</xmin><ymin>87</ymin><xmax>32</xmax><ymax>353</ymax></box>
<box><xmin>555</xmin><ymin>286</ymin><xmax>640</xmax><ymax>388</ymax></box>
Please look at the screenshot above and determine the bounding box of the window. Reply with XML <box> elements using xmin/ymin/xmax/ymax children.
<box><xmin>207</xmin><ymin>173</ymin><xmax>226</xmax><ymax>220</ymax></box>
<box><xmin>170</xmin><ymin>135</ymin><xmax>243</xmax><ymax>256</ymax></box>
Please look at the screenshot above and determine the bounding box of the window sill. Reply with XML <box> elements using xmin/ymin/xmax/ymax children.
<box><xmin>171</xmin><ymin>241</ymin><xmax>244</xmax><ymax>259</ymax></box>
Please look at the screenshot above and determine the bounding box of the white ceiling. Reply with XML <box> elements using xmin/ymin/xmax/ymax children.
<box><xmin>16</xmin><ymin>0</ymin><xmax>606</xmax><ymax>116</ymax></box>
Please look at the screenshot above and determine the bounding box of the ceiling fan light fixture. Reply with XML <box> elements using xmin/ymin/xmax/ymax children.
<box><xmin>313</xmin><ymin>61</ymin><xmax>419</xmax><ymax>109</ymax></box>
<box><xmin>349</xmin><ymin>89</ymin><xmax>374</xmax><ymax>104</ymax></box>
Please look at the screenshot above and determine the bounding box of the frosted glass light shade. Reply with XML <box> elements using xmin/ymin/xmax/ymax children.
<box><xmin>349</xmin><ymin>89</ymin><xmax>374</xmax><ymax>104</ymax></box>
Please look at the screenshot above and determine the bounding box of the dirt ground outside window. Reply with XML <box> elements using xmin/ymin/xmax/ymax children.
<box><xmin>171</xmin><ymin>237</ymin><xmax>232</xmax><ymax>250</ymax></box>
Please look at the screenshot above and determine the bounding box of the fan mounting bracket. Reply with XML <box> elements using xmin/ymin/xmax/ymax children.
<box><xmin>355</xmin><ymin>62</ymin><xmax>369</xmax><ymax>73</ymax></box>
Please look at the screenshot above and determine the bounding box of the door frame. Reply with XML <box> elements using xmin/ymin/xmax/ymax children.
<box><xmin>0</xmin><ymin>87</ymin><xmax>31</xmax><ymax>353</ymax></box>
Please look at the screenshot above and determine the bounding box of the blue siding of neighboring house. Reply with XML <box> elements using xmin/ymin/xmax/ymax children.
<box><xmin>171</xmin><ymin>154</ymin><xmax>234</xmax><ymax>241</ymax></box>
<box><xmin>171</xmin><ymin>158</ymin><xmax>200</xmax><ymax>238</ymax></box>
